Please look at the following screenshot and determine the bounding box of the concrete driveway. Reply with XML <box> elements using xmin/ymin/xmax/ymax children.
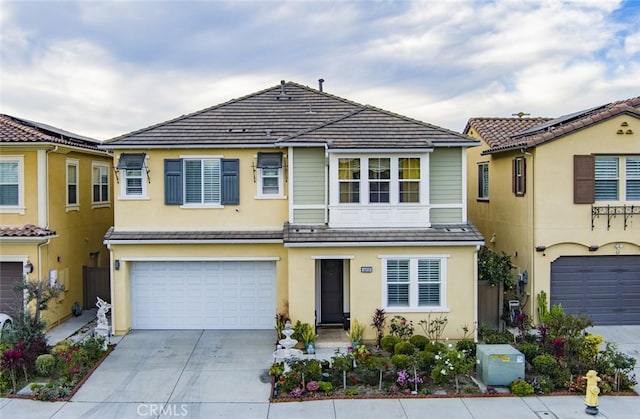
<box><xmin>63</xmin><ymin>330</ymin><xmax>274</xmax><ymax>418</ymax></box>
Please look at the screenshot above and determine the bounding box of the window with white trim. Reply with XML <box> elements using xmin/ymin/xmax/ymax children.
<box><xmin>0</xmin><ymin>156</ymin><xmax>23</xmax><ymax>211</ymax></box>
<box><xmin>117</xmin><ymin>153</ymin><xmax>148</xmax><ymax>198</ymax></box>
<box><xmin>625</xmin><ymin>157</ymin><xmax>640</xmax><ymax>200</ymax></box>
<box><xmin>66</xmin><ymin>159</ymin><xmax>79</xmax><ymax>208</ymax></box>
<box><xmin>368</xmin><ymin>157</ymin><xmax>390</xmax><ymax>203</ymax></box>
<box><xmin>92</xmin><ymin>163</ymin><xmax>109</xmax><ymax>204</ymax></box>
<box><xmin>383</xmin><ymin>257</ymin><xmax>446</xmax><ymax>310</ymax></box>
<box><xmin>338</xmin><ymin>158</ymin><xmax>360</xmax><ymax>203</ymax></box>
<box><xmin>399</xmin><ymin>157</ymin><xmax>420</xmax><ymax>203</ymax></box>
<box><xmin>256</xmin><ymin>152</ymin><xmax>284</xmax><ymax>197</ymax></box>
<box><xmin>185</xmin><ymin>159</ymin><xmax>221</xmax><ymax>204</ymax></box>
<box><xmin>477</xmin><ymin>162</ymin><xmax>489</xmax><ymax>200</ymax></box>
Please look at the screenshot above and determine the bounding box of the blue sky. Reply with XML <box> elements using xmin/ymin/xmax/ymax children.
<box><xmin>1</xmin><ymin>0</ymin><xmax>638</xmax><ymax>140</ymax></box>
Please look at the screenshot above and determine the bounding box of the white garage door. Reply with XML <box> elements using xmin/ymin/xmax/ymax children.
<box><xmin>130</xmin><ymin>261</ymin><xmax>275</xmax><ymax>329</ymax></box>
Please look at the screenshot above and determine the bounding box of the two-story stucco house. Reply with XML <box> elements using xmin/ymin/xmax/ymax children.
<box><xmin>465</xmin><ymin>97</ymin><xmax>640</xmax><ymax>326</ymax></box>
<box><xmin>101</xmin><ymin>81</ymin><xmax>483</xmax><ymax>339</ymax></box>
<box><xmin>0</xmin><ymin>114</ymin><xmax>114</xmax><ymax>327</ymax></box>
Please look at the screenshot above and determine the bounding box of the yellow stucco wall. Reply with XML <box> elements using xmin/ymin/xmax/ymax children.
<box><xmin>0</xmin><ymin>146</ymin><xmax>113</xmax><ymax>328</ymax></box>
<box><xmin>113</xmin><ymin>149</ymin><xmax>288</xmax><ymax>231</ymax></box>
<box><xmin>287</xmin><ymin>245</ymin><xmax>478</xmax><ymax>342</ymax></box>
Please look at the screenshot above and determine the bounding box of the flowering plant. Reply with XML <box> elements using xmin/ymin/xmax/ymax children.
<box><xmin>430</xmin><ymin>346</ymin><xmax>474</xmax><ymax>393</ymax></box>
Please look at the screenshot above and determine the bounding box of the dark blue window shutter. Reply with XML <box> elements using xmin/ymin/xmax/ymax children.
<box><xmin>164</xmin><ymin>159</ymin><xmax>183</xmax><ymax>205</ymax></box>
<box><xmin>221</xmin><ymin>159</ymin><xmax>239</xmax><ymax>205</ymax></box>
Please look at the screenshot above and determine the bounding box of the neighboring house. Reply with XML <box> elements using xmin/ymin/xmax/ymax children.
<box><xmin>101</xmin><ymin>81</ymin><xmax>483</xmax><ymax>339</ymax></box>
<box><xmin>0</xmin><ymin>114</ymin><xmax>113</xmax><ymax>327</ymax></box>
<box><xmin>465</xmin><ymin>97</ymin><xmax>640</xmax><ymax>326</ymax></box>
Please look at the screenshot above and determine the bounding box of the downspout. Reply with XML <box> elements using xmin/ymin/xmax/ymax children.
<box><xmin>474</xmin><ymin>244</ymin><xmax>480</xmax><ymax>342</ymax></box>
<box><xmin>39</xmin><ymin>146</ymin><xmax>58</xmax><ymax>229</ymax></box>
<box><xmin>324</xmin><ymin>144</ymin><xmax>329</xmax><ymax>224</ymax></box>
<box><xmin>521</xmin><ymin>148</ymin><xmax>534</xmax><ymax>317</ymax></box>
<box><xmin>105</xmin><ymin>241</ymin><xmax>116</xmax><ymax>336</ymax></box>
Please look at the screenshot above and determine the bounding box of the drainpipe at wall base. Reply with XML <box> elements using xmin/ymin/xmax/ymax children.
<box><xmin>474</xmin><ymin>244</ymin><xmax>480</xmax><ymax>342</ymax></box>
<box><xmin>105</xmin><ymin>241</ymin><xmax>116</xmax><ymax>336</ymax></box>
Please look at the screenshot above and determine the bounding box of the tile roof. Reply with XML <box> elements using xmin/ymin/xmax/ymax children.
<box><xmin>103</xmin><ymin>228</ymin><xmax>283</xmax><ymax>242</ymax></box>
<box><xmin>103</xmin><ymin>81</ymin><xmax>477</xmax><ymax>149</ymax></box>
<box><xmin>466</xmin><ymin>96</ymin><xmax>640</xmax><ymax>154</ymax></box>
<box><xmin>283</xmin><ymin>222</ymin><xmax>484</xmax><ymax>245</ymax></box>
<box><xmin>0</xmin><ymin>224</ymin><xmax>57</xmax><ymax>238</ymax></box>
<box><xmin>0</xmin><ymin>114</ymin><xmax>102</xmax><ymax>151</ymax></box>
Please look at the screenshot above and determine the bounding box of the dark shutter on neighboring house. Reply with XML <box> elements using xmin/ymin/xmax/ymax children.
<box><xmin>512</xmin><ymin>157</ymin><xmax>526</xmax><ymax>196</ymax></box>
<box><xmin>574</xmin><ymin>155</ymin><xmax>595</xmax><ymax>204</ymax></box>
<box><xmin>164</xmin><ymin>159</ymin><xmax>183</xmax><ymax>205</ymax></box>
<box><xmin>221</xmin><ymin>159</ymin><xmax>239</xmax><ymax>205</ymax></box>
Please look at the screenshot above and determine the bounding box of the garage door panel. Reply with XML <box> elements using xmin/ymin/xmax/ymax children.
<box><xmin>131</xmin><ymin>261</ymin><xmax>275</xmax><ymax>329</ymax></box>
<box><xmin>551</xmin><ymin>255</ymin><xmax>640</xmax><ymax>325</ymax></box>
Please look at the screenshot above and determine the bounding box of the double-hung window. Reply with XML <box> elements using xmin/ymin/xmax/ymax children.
<box><xmin>117</xmin><ymin>153</ymin><xmax>147</xmax><ymax>198</ymax></box>
<box><xmin>594</xmin><ymin>157</ymin><xmax>619</xmax><ymax>201</ymax></box>
<box><xmin>164</xmin><ymin>157</ymin><xmax>239</xmax><ymax>206</ymax></box>
<box><xmin>512</xmin><ymin>157</ymin><xmax>525</xmax><ymax>196</ymax></box>
<box><xmin>338</xmin><ymin>158</ymin><xmax>360</xmax><ymax>203</ymax></box>
<box><xmin>399</xmin><ymin>158</ymin><xmax>420</xmax><ymax>203</ymax></box>
<box><xmin>477</xmin><ymin>162</ymin><xmax>489</xmax><ymax>200</ymax></box>
<box><xmin>92</xmin><ymin>163</ymin><xmax>109</xmax><ymax>204</ymax></box>
<box><xmin>384</xmin><ymin>257</ymin><xmax>446</xmax><ymax>310</ymax></box>
<box><xmin>256</xmin><ymin>152</ymin><xmax>284</xmax><ymax>197</ymax></box>
<box><xmin>0</xmin><ymin>156</ymin><xmax>23</xmax><ymax>212</ymax></box>
<box><xmin>625</xmin><ymin>157</ymin><xmax>640</xmax><ymax>200</ymax></box>
<box><xmin>66</xmin><ymin>159</ymin><xmax>79</xmax><ymax>208</ymax></box>
<box><xmin>369</xmin><ymin>158</ymin><xmax>390</xmax><ymax>203</ymax></box>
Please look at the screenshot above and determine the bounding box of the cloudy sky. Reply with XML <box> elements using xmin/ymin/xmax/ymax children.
<box><xmin>1</xmin><ymin>0</ymin><xmax>638</xmax><ymax>141</ymax></box>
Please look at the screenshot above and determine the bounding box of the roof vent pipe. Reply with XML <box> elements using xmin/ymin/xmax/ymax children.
<box><xmin>318</xmin><ymin>78</ymin><xmax>324</xmax><ymax>92</ymax></box>
<box><xmin>280</xmin><ymin>80</ymin><xmax>286</xmax><ymax>96</ymax></box>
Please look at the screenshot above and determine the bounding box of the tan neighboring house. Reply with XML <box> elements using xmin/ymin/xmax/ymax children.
<box><xmin>465</xmin><ymin>97</ymin><xmax>640</xmax><ymax>326</ymax></box>
<box><xmin>101</xmin><ymin>81</ymin><xmax>484</xmax><ymax>339</ymax></box>
<box><xmin>0</xmin><ymin>114</ymin><xmax>113</xmax><ymax>327</ymax></box>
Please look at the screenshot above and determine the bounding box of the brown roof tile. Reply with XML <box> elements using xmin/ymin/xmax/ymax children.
<box><xmin>103</xmin><ymin>227</ymin><xmax>283</xmax><ymax>242</ymax></box>
<box><xmin>0</xmin><ymin>224</ymin><xmax>57</xmax><ymax>238</ymax></box>
<box><xmin>0</xmin><ymin>114</ymin><xmax>102</xmax><ymax>151</ymax></box>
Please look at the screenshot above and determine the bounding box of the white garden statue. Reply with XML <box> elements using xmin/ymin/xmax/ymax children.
<box><xmin>96</xmin><ymin>297</ymin><xmax>111</xmax><ymax>327</ymax></box>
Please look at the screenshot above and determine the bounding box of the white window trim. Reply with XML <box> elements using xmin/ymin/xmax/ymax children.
<box><xmin>380</xmin><ymin>254</ymin><xmax>449</xmax><ymax>313</ymax></box>
<box><xmin>119</xmin><ymin>168</ymin><xmax>148</xmax><ymax>200</ymax></box>
<box><xmin>256</xmin><ymin>167</ymin><xmax>286</xmax><ymax>199</ymax></box>
<box><xmin>91</xmin><ymin>162</ymin><xmax>110</xmax><ymax>207</ymax></box>
<box><xmin>624</xmin><ymin>157</ymin><xmax>640</xmax><ymax>201</ymax></box>
<box><xmin>0</xmin><ymin>155</ymin><xmax>25</xmax><ymax>214</ymax></box>
<box><xmin>66</xmin><ymin>159</ymin><xmax>80</xmax><ymax>211</ymax></box>
<box><xmin>478</xmin><ymin>162</ymin><xmax>489</xmax><ymax>200</ymax></box>
<box><xmin>330</xmin><ymin>153</ymin><xmax>428</xmax><ymax>206</ymax></box>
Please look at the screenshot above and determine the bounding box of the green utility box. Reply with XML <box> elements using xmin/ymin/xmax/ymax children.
<box><xmin>476</xmin><ymin>344</ymin><xmax>525</xmax><ymax>386</ymax></box>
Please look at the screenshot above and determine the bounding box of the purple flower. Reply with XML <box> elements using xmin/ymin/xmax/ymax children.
<box><xmin>306</xmin><ymin>381</ymin><xmax>319</xmax><ymax>392</ymax></box>
<box><xmin>290</xmin><ymin>387</ymin><xmax>304</xmax><ymax>398</ymax></box>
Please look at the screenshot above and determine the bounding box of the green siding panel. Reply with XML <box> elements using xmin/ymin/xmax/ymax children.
<box><xmin>293</xmin><ymin>209</ymin><xmax>325</xmax><ymax>224</ymax></box>
<box><xmin>292</xmin><ymin>148</ymin><xmax>325</xmax><ymax>205</ymax></box>
<box><xmin>430</xmin><ymin>208</ymin><xmax>463</xmax><ymax>224</ymax></box>
<box><xmin>430</xmin><ymin>148</ymin><xmax>462</xmax><ymax>204</ymax></box>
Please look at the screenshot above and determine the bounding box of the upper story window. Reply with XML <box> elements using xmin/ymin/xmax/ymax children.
<box><xmin>338</xmin><ymin>158</ymin><xmax>360</xmax><ymax>203</ymax></box>
<box><xmin>595</xmin><ymin>157</ymin><xmax>619</xmax><ymax>201</ymax></box>
<box><xmin>66</xmin><ymin>159</ymin><xmax>79</xmax><ymax>209</ymax></box>
<box><xmin>336</xmin><ymin>155</ymin><xmax>423</xmax><ymax>205</ymax></box>
<box><xmin>0</xmin><ymin>156</ymin><xmax>24</xmax><ymax>213</ymax></box>
<box><xmin>117</xmin><ymin>153</ymin><xmax>148</xmax><ymax>198</ymax></box>
<box><xmin>92</xmin><ymin>163</ymin><xmax>110</xmax><ymax>204</ymax></box>
<box><xmin>477</xmin><ymin>162</ymin><xmax>489</xmax><ymax>200</ymax></box>
<box><xmin>164</xmin><ymin>157</ymin><xmax>239</xmax><ymax>206</ymax></box>
<box><xmin>512</xmin><ymin>157</ymin><xmax>526</xmax><ymax>196</ymax></box>
<box><xmin>624</xmin><ymin>157</ymin><xmax>639</xmax><ymax>200</ymax></box>
<box><xmin>383</xmin><ymin>256</ymin><xmax>447</xmax><ymax>311</ymax></box>
<box><xmin>256</xmin><ymin>152</ymin><xmax>284</xmax><ymax>197</ymax></box>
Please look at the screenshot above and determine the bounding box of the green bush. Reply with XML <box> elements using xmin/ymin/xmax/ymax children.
<box><xmin>424</xmin><ymin>341</ymin><xmax>446</xmax><ymax>354</ymax></box>
<box><xmin>35</xmin><ymin>354</ymin><xmax>56</xmax><ymax>377</ymax></box>
<box><xmin>480</xmin><ymin>328</ymin><xmax>514</xmax><ymax>344</ymax></box>
<box><xmin>417</xmin><ymin>350</ymin><xmax>437</xmax><ymax>371</ymax></box>
<box><xmin>532</xmin><ymin>375</ymin><xmax>555</xmax><ymax>394</ymax></box>
<box><xmin>81</xmin><ymin>336</ymin><xmax>107</xmax><ymax>363</ymax></box>
<box><xmin>519</xmin><ymin>343</ymin><xmax>541</xmax><ymax>363</ymax></box>
<box><xmin>394</xmin><ymin>341</ymin><xmax>417</xmax><ymax>355</ymax></box>
<box><xmin>532</xmin><ymin>354</ymin><xmax>558</xmax><ymax>376</ymax></box>
<box><xmin>390</xmin><ymin>354</ymin><xmax>412</xmax><ymax>370</ymax></box>
<box><xmin>409</xmin><ymin>335</ymin><xmax>429</xmax><ymax>350</ymax></box>
<box><xmin>455</xmin><ymin>339</ymin><xmax>476</xmax><ymax>357</ymax></box>
<box><xmin>509</xmin><ymin>378</ymin><xmax>534</xmax><ymax>396</ymax></box>
<box><xmin>317</xmin><ymin>381</ymin><xmax>333</xmax><ymax>394</ymax></box>
<box><xmin>380</xmin><ymin>335</ymin><xmax>400</xmax><ymax>353</ymax></box>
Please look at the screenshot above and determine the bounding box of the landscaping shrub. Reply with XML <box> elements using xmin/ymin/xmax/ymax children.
<box><xmin>80</xmin><ymin>336</ymin><xmax>107</xmax><ymax>364</ymax></box>
<box><xmin>35</xmin><ymin>354</ymin><xmax>56</xmax><ymax>377</ymax></box>
<box><xmin>455</xmin><ymin>339</ymin><xmax>476</xmax><ymax>357</ymax></box>
<box><xmin>380</xmin><ymin>335</ymin><xmax>400</xmax><ymax>353</ymax></box>
<box><xmin>479</xmin><ymin>327</ymin><xmax>514</xmax><ymax>344</ymax></box>
<box><xmin>424</xmin><ymin>341</ymin><xmax>446</xmax><ymax>354</ymax></box>
<box><xmin>531</xmin><ymin>375</ymin><xmax>555</xmax><ymax>394</ymax></box>
<box><xmin>389</xmin><ymin>316</ymin><xmax>414</xmax><ymax>340</ymax></box>
<box><xmin>317</xmin><ymin>381</ymin><xmax>333</xmax><ymax>395</ymax></box>
<box><xmin>518</xmin><ymin>342</ymin><xmax>541</xmax><ymax>363</ymax></box>
<box><xmin>394</xmin><ymin>341</ymin><xmax>417</xmax><ymax>355</ymax></box>
<box><xmin>509</xmin><ymin>378</ymin><xmax>534</xmax><ymax>396</ymax></box>
<box><xmin>409</xmin><ymin>335</ymin><xmax>429</xmax><ymax>351</ymax></box>
<box><xmin>390</xmin><ymin>354</ymin><xmax>412</xmax><ymax>370</ymax></box>
<box><xmin>532</xmin><ymin>354</ymin><xmax>558</xmax><ymax>376</ymax></box>
<box><xmin>417</xmin><ymin>350</ymin><xmax>437</xmax><ymax>371</ymax></box>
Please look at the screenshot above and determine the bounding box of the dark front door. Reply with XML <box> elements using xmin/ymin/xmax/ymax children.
<box><xmin>320</xmin><ymin>259</ymin><xmax>343</xmax><ymax>323</ymax></box>
<box><xmin>0</xmin><ymin>262</ymin><xmax>23</xmax><ymax>316</ymax></box>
